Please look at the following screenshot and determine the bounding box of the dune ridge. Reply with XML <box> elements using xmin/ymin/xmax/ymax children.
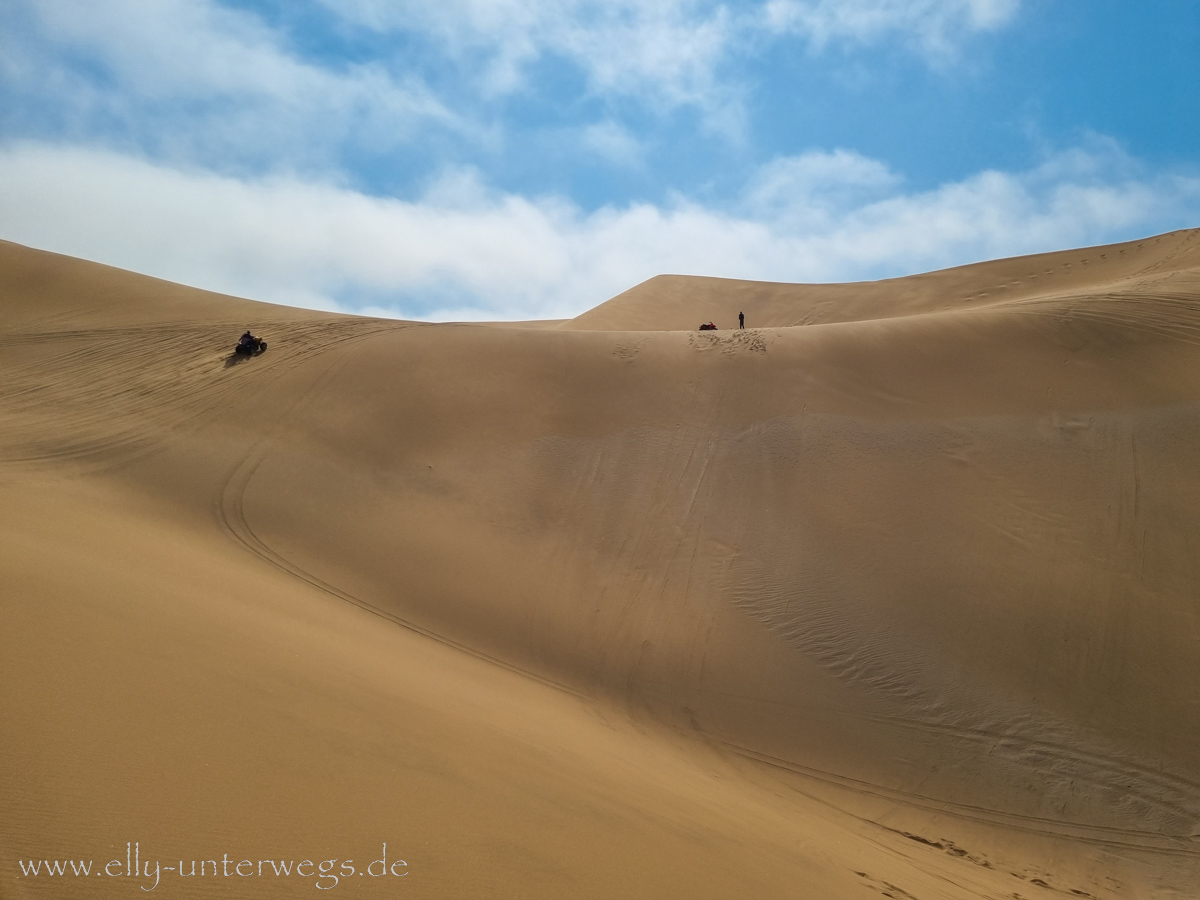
<box><xmin>3</xmin><ymin>230</ymin><xmax>1200</xmax><ymax>898</ymax></box>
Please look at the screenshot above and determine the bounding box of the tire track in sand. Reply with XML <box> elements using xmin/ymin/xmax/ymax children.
<box><xmin>215</xmin><ymin>331</ymin><xmax>587</xmax><ymax>700</ymax></box>
<box><xmin>0</xmin><ymin>318</ymin><xmax>396</xmax><ymax>477</ymax></box>
<box><xmin>722</xmin><ymin>740</ymin><xmax>1200</xmax><ymax>857</ymax></box>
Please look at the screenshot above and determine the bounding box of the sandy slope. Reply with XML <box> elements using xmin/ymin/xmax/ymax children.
<box><xmin>3</xmin><ymin>230</ymin><xmax>1200</xmax><ymax>898</ymax></box>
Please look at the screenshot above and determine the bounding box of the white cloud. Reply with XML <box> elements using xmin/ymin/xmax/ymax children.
<box><xmin>2</xmin><ymin>140</ymin><xmax>1192</xmax><ymax>322</ymax></box>
<box><xmin>320</xmin><ymin>0</ymin><xmax>739</xmax><ymax>128</ymax></box>
<box><xmin>315</xmin><ymin>0</ymin><xmax>1020</xmax><ymax>131</ymax></box>
<box><xmin>744</xmin><ymin>149</ymin><xmax>899</xmax><ymax>226</ymax></box>
<box><xmin>581</xmin><ymin>121</ymin><xmax>645</xmax><ymax>167</ymax></box>
<box><xmin>0</xmin><ymin>0</ymin><xmax>1029</xmax><ymax>177</ymax></box>
<box><xmin>1</xmin><ymin>0</ymin><xmax>460</xmax><ymax>168</ymax></box>
<box><xmin>763</xmin><ymin>0</ymin><xmax>1020</xmax><ymax>55</ymax></box>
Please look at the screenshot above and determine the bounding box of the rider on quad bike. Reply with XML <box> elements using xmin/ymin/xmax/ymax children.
<box><xmin>235</xmin><ymin>330</ymin><xmax>267</xmax><ymax>356</ymax></box>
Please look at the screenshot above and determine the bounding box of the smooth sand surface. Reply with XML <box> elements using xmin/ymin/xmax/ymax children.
<box><xmin>4</xmin><ymin>230</ymin><xmax>1200</xmax><ymax>898</ymax></box>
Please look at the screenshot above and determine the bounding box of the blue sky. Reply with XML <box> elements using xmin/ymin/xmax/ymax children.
<box><xmin>1</xmin><ymin>0</ymin><xmax>1198</xmax><ymax>320</ymax></box>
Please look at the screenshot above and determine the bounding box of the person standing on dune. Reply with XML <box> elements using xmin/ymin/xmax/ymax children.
<box><xmin>738</xmin><ymin>311</ymin><xmax>745</xmax><ymax>329</ymax></box>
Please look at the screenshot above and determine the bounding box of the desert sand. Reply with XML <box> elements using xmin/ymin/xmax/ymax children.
<box><xmin>3</xmin><ymin>229</ymin><xmax>1200</xmax><ymax>898</ymax></box>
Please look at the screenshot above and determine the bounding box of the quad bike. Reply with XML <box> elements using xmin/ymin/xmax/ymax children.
<box><xmin>698</xmin><ymin>322</ymin><xmax>717</xmax><ymax>331</ymax></box>
<box><xmin>234</xmin><ymin>336</ymin><xmax>268</xmax><ymax>356</ymax></box>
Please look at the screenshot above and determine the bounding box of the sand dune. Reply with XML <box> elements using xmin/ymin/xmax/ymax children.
<box><xmin>4</xmin><ymin>230</ymin><xmax>1200</xmax><ymax>898</ymax></box>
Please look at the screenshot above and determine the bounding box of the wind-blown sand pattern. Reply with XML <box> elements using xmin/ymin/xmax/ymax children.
<box><xmin>3</xmin><ymin>229</ymin><xmax>1200</xmax><ymax>898</ymax></box>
